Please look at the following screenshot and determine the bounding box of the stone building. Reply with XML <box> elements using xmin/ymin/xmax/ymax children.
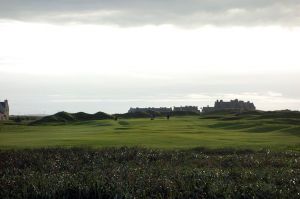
<box><xmin>202</xmin><ymin>99</ymin><xmax>256</xmax><ymax>113</ymax></box>
<box><xmin>128</xmin><ymin>107</ymin><xmax>172</xmax><ymax>113</ymax></box>
<box><xmin>128</xmin><ymin>106</ymin><xmax>200</xmax><ymax>114</ymax></box>
<box><xmin>201</xmin><ymin>106</ymin><xmax>215</xmax><ymax>113</ymax></box>
<box><xmin>0</xmin><ymin>100</ymin><xmax>9</xmax><ymax>120</ymax></box>
<box><xmin>173</xmin><ymin>106</ymin><xmax>200</xmax><ymax>113</ymax></box>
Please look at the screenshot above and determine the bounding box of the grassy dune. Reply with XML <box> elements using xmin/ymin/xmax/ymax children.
<box><xmin>0</xmin><ymin>114</ymin><xmax>299</xmax><ymax>150</ymax></box>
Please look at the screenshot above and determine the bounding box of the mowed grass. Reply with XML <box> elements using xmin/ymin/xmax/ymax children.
<box><xmin>0</xmin><ymin>116</ymin><xmax>300</xmax><ymax>150</ymax></box>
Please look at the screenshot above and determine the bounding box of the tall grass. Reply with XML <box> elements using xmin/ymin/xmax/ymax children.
<box><xmin>1</xmin><ymin>147</ymin><xmax>299</xmax><ymax>198</ymax></box>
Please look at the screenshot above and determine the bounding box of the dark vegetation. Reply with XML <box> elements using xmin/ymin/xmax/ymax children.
<box><xmin>1</xmin><ymin>147</ymin><xmax>299</xmax><ymax>199</ymax></box>
<box><xmin>171</xmin><ymin>111</ymin><xmax>200</xmax><ymax>116</ymax></box>
<box><xmin>114</xmin><ymin>111</ymin><xmax>154</xmax><ymax>119</ymax></box>
<box><xmin>114</xmin><ymin>110</ymin><xmax>199</xmax><ymax>119</ymax></box>
<box><xmin>31</xmin><ymin>111</ymin><xmax>113</xmax><ymax>125</ymax></box>
<box><xmin>9</xmin><ymin>115</ymin><xmax>44</xmax><ymax>123</ymax></box>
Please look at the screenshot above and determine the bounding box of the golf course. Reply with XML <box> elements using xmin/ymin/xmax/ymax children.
<box><xmin>1</xmin><ymin>111</ymin><xmax>300</xmax><ymax>150</ymax></box>
<box><xmin>1</xmin><ymin>111</ymin><xmax>300</xmax><ymax>198</ymax></box>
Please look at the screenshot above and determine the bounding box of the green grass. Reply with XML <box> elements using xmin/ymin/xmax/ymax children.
<box><xmin>1</xmin><ymin>115</ymin><xmax>299</xmax><ymax>151</ymax></box>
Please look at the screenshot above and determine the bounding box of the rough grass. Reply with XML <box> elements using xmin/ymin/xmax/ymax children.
<box><xmin>1</xmin><ymin>147</ymin><xmax>299</xmax><ymax>199</ymax></box>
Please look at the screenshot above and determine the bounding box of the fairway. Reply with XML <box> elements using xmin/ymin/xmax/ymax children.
<box><xmin>1</xmin><ymin>116</ymin><xmax>299</xmax><ymax>150</ymax></box>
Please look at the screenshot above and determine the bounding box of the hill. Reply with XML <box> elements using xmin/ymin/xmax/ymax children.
<box><xmin>201</xmin><ymin>110</ymin><xmax>300</xmax><ymax>120</ymax></box>
<box><xmin>31</xmin><ymin>111</ymin><xmax>113</xmax><ymax>125</ymax></box>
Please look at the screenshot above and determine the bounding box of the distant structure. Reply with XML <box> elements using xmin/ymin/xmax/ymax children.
<box><xmin>128</xmin><ymin>107</ymin><xmax>172</xmax><ymax>113</ymax></box>
<box><xmin>173</xmin><ymin>106</ymin><xmax>200</xmax><ymax>113</ymax></box>
<box><xmin>0</xmin><ymin>100</ymin><xmax>9</xmax><ymax>120</ymax></box>
<box><xmin>202</xmin><ymin>99</ymin><xmax>256</xmax><ymax>113</ymax></box>
<box><xmin>128</xmin><ymin>106</ymin><xmax>200</xmax><ymax>113</ymax></box>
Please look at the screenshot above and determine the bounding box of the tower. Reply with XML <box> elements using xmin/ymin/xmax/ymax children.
<box><xmin>0</xmin><ymin>99</ymin><xmax>9</xmax><ymax>120</ymax></box>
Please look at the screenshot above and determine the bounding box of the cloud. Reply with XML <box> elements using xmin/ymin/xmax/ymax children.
<box><xmin>267</xmin><ymin>91</ymin><xmax>283</xmax><ymax>97</ymax></box>
<box><xmin>0</xmin><ymin>0</ymin><xmax>299</xmax><ymax>26</ymax></box>
<box><xmin>48</xmin><ymin>91</ymin><xmax>300</xmax><ymax>107</ymax></box>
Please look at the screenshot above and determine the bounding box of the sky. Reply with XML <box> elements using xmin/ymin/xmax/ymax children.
<box><xmin>0</xmin><ymin>0</ymin><xmax>300</xmax><ymax>114</ymax></box>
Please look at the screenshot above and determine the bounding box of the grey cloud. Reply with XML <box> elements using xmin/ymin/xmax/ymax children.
<box><xmin>0</xmin><ymin>0</ymin><xmax>299</xmax><ymax>26</ymax></box>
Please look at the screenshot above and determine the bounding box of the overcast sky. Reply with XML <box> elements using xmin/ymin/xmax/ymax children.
<box><xmin>0</xmin><ymin>0</ymin><xmax>299</xmax><ymax>114</ymax></box>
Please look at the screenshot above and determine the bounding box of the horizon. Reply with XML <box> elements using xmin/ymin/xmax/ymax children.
<box><xmin>1</xmin><ymin>0</ymin><xmax>300</xmax><ymax>115</ymax></box>
<box><xmin>5</xmin><ymin>98</ymin><xmax>300</xmax><ymax>116</ymax></box>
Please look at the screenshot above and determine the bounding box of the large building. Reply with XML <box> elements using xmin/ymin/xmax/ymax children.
<box><xmin>0</xmin><ymin>100</ymin><xmax>9</xmax><ymax>120</ymax></box>
<box><xmin>128</xmin><ymin>106</ymin><xmax>200</xmax><ymax>114</ymax></box>
<box><xmin>128</xmin><ymin>107</ymin><xmax>172</xmax><ymax>113</ymax></box>
<box><xmin>202</xmin><ymin>99</ymin><xmax>256</xmax><ymax>113</ymax></box>
<box><xmin>173</xmin><ymin>106</ymin><xmax>200</xmax><ymax>113</ymax></box>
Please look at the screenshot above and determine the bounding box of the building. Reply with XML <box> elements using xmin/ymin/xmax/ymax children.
<box><xmin>128</xmin><ymin>107</ymin><xmax>172</xmax><ymax>113</ymax></box>
<box><xmin>202</xmin><ymin>99</ymin><xmax>256</xmax><ymax>113</ymax></box>
<box><xmin>0</xmin><ymin>100</ymin><xmax>9</xmax><ymax>120</ymax></box>
<box><xmin>128</xmin><ymin>106</ymin><xmax>200</xmax><ymax>114</ymax></box>
<box><xmin>173</xmin><ymin>106</ymin><xmax>200</xmax><ymax>113</ymax></box>
<box><xmin>201</xmin><ymin>106</ymin><xmax>215</xmax><ymax>113</ymax></box>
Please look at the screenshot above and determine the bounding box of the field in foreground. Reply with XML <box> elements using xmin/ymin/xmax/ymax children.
<box><xmin>0</xmin><ymin>113</ymin><xmax>300</xmax><ymax>150</ymax></box>
<box><xmin>1</xmin><ymin>113</ymin><xmax>300</xmax><ymax>198</ymax></box>
<box><xmin>1</xmin><ymin>147</ymin><xmax>299</xmax><ymax>199</ymax></box>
